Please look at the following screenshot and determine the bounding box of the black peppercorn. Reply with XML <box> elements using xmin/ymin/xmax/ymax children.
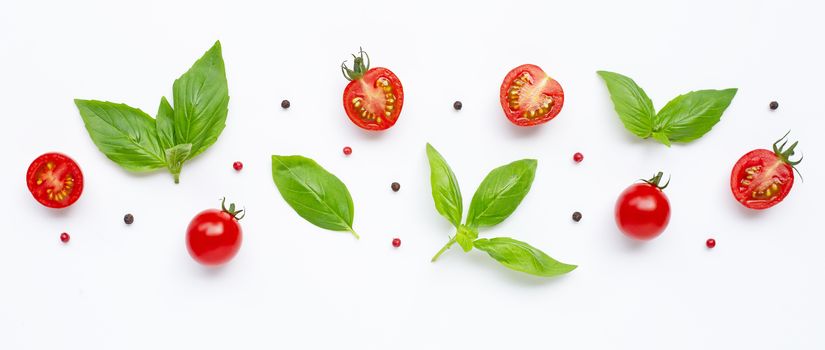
<box><xmin>769</xmin><ymin>101</ymin><xmax>778</xmax><ymax>110</ymax></box>
<box><xmin>453</xmin><ymin>101</ymin><xmax>463</xmax><ymax>110</ymax></box>
<box><xmin>572</xmin><ymin>211</ymin><xmax>582</xmax><ymax>222</ymax></box>
<box><xmin>124</xmin><ymin>213</ymin><xmax>134</xmax><ymax>225</ymax></box>
<box><xmin>391</xmin><ymin>182</ymin><xmax>401</xmax><ymax>192</ymax></box>
<box><xmin>281</xmin><ymin>99</ymin><xmax>291</xmax><ymax>109</ymax></box>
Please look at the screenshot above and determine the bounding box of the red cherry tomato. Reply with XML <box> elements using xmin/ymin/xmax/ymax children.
<box><xmin>731</xmin><ymin>132</ymin><xmax>801</xmax><ymax>210</ymax></box>
<box><xmin>341</xmin><ymin>48</ymin><xmax>403</xmax><ymax>131</ymax></box>
<box><xmin>186</xmin><ymin>198</ymin><xmax>244</xmax><ymax>266</ymax></box>
<box><xmin>499</xmin><ymin>64</ymin><xmax>565</xmax><ymax>127</ymax></box>
<box><xmin>26</xmin><ymin>153</ymin><xmax>84</xmax><ymax>208</ymax></box>
<box><xmin>615</xmin><ymin>172</ymin><xmax>671</xmax><ymax>240</ymax></box>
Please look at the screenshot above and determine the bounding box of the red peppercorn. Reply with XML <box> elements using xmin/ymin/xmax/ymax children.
<box><xmin>392</xmin><ymin>238</ymin><xmax>401</xmax><ymax>247</ymax></box>
<box><xmin>343</xmin><ymin>146</ymin><xmax>352</xmax><ymax>156</ymax></box>
<box><xmin>60</xmin><ymin>232</ymin><xmax>70</xmax><ymax>243</ymax></box>
<box><xmin>706</xmin><ymin>238</ymin><xmax>716</xmax><ymax>249</ymax></box>
<box><xmin>233</xmin><ymin>161</ymin><xmax>243</xmax><ymax>171</ymax></box>
<box><xmin>573</xmin><ymin>152</ymin><xmax>584</xmax><ymax>163</ymax></box>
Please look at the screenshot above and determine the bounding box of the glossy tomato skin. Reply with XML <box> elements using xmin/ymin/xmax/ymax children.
<box><xmin>186</xmin><ymin>209</ymin><xmax>242</xmax><ymax>266</ymax></box>
<box><xmin>343</xmin><ymin>67</ymin><xmax>404</xmax><ymax>131</ymax></box>
<box><xmin>730</xmin><ymin>149</ymin><xmax>794</xmax><ymax>210</ymax></box>
<box><xmin>615</xmin><ymin>183</ymin><xmax>671</xmax><ymax>240</ymax></box>
<box><xmin>500</xmin><ymin>64</ymin><xmax>565</xmax><ymax>127</ymax></box>
<box><xmin>26</xmin><ymin>153</ymin><xmax>84</xmax><ymax>208</ymax></box>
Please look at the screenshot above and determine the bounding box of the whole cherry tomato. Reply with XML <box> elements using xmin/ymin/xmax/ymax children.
<box><xmin>615</xmin><ymin>172</ymin><xmax>671</xmax><ymax>240</ymax></box>
<box><xmin>186</xmin><ymin>198</ymin><xmax>244</xmax><ymax>266</ymax></box>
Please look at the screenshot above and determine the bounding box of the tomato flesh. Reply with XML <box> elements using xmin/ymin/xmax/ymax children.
<box><xmin>26</xmin><ymin>153</ymin><xmax>84</xmax><ymax>208</ymax></box>
<box><xmin>615</xmin><ymin>183</ymin><xmax>671</xmax><ymax>240</ymax></box>
<box><xmin>500</xmin><ymin>64</ymin><xmax>564</xmax><ymax>126</ymax></box>
<box><xmin>731</xmin><ymin>149</ymin><xmax>793</xmax><ymax>210</ymax></box>
<box><xmin>343</xmin><ymin>67</ymin><xmax>403</xmax><ymax>131</ymax></box>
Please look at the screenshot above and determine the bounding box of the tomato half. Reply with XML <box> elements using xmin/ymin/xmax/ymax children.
<box><xmin>26</xmin><ymin>153</ymin><xmax>84</xmax><ymax>208</ymax></box>
<box><xmin>342</xmin><ymin>49</ymin><xmax>403</xmax><ymax>131</ymax></box>
<box><xmin>499</xmin><ymin>64</ymin><xmax>565</xmax><ymax>127</ymax></box>
<box><xmin>186</xmin><ymin>199</ymin><xmax>244</xmax><ymax>266</ymax></box>
<box><xmin>731</xmin><ymin>133</ymin><xmax>801</xmax><ymax>210</ymax></box>
<box><xmin>614</xmin><ymin>173</ymin><xmax>671</xmax><ymax>240</ymax></box>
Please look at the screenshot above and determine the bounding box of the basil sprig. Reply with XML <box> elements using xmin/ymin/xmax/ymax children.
<box><xmin>597</xmin><ymin>70</ymin><xmax>737</xmax><ymax>146</ymax></box>
<box><xmin>271</xmin><ymin>155</ymin><xmax>358</xmax><ymax>239</ymax></box>
<box><xmin>426</xmin><ymin>144</ymin><xmax>576</xmax><ymax>277</ymax></box>
<box><xmin>75</xmin><ymin>41</ymin><xmax>229</xmax><ymax>183</ymax></box>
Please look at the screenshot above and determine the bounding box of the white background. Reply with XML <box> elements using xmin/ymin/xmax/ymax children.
<box><xmin>1</xmin><ymin>0</ymin><xmax>823</xmax><ymax>349</ymax></box>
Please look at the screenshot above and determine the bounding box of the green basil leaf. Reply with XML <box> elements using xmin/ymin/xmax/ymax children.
<box><xmin>172</xmin><ymin>41</ymin><xmax>229</xmax><ymax>159</ymax></box>
<box><xmin>597</xmin><ymin>71</ymin><xmax>656</xmax><ymax>138</ymax></box>
<box><xmin>75</xmin><ymin>99</ymin><xmax>166</xmax><ymax>171</ymax></box>
<box><xmin>651</xmin><ymin>131</ymin><xmax>672</xmax><ymax>147</ymax></box>
<box><xmin>473</xmin><ymin>237</ymin><xmax>577</xmax><ymax>277</ymax></box>
<box><xmin>655</xmin><ymin>88</ymin><xmax>737</xmax><ymax>143</ymax></box>
<box><xmin>455</xmin><ymin>225</ymin><xmax>478</xmax><ymax>252</ymax></box>
<box><xmin>466</xmin><ymin>159</ymin><xmax>537</xmax><ymax>228</ymax></box>
<box><xmin>425</xmin><ymin>143</ymin><xmax>463</xmax><ymax>228</ymax></box>
<box><xmin>156</xmin><ymin>96</ymin><xmax>176</xmax><ymax>150</ymax></box>
<box><xmin>272</xmin><ymin>155</ymin><xmax>358</xmax><ymax>238</ymax></box>
<box><xmin>165</xmin><ymin>143</ymin><xmax>192</xmax><ymax>182</ymax></box>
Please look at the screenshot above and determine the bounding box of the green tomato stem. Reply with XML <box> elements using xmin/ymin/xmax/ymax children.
<box><xmin>431</xmin><ymin>237</ymin><xmax>457</xmax><ymax>262</ymax></box>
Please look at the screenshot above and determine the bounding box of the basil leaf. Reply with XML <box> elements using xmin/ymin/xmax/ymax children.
<box><xmin>173</xmin><ymin>41</ymin><xmax>229</xmax><ymax>159</ymax></box>
<box><xmin>473</xmin><ymin>237</ymin><xmax>577</xmax><ymax>277</ymax></box>
<box><xmin>165</xmin><ymin>143</ymin><xmax>192</xmax><ymax>181</ymax></box>
<box><xmin>597</xmin><ymin>70</ymin><xmax>656</xmax><ymax>138</ymax></box>
<box><xmin>271</xmin><ymin>155</ymin><xmax>358</xmax><ymax>238</ymax></box>
<box><xmin>156</xmin><ymin>96</ymin><xmax>175</xmax><ymax>150</ymax></box>
<box><xmin>425</xmin><ymin>143</ymin><xmax>463</xmax><ymax>228</ymax></box>
<box><xmin>455</xmin><ymin>225</ymin><xmax>478</xmax><ymax>252</ymax></box>
<box><xmin>655</xmin><ymin>88</ymin><xmax>737</xmax><ymax>143</ymax></box>
<box><xmin>651</xmin><ymin>132</ymin><xmax>671</xmax><ymax>147</ymax></box>
<box><xmin>75</xmin><ymin>99</ymin><xmax>166</xmax><ymax>171</ymax></box>
<box><xmin>466</xmin><ymin>159</ymin><xmax>537</xmax><ymax>228</ymax></box>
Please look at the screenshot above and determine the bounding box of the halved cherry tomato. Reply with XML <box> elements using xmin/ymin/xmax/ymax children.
<box><xmin>500</xmin><ymin>64</ymin><xmax>564</xmax><ymax>127</ymax></box>
<box><xmin>615</xmin><ymin>172</ymin><xmax>671</xmax><ymax>240</ymax></box>
<box><xmin>341</xmin><ymin>48</ymin><xmax>403</xmax><ymax>131</ymax></box>
<box><xmin>26</xmin><ymin>153</ymin><xmax>84</xmax><ymax>208</ymax></box>
<box><xmin>731</xmin><ymin>132</ymin><xmax>801</xmax><ymax>210</ymax></box>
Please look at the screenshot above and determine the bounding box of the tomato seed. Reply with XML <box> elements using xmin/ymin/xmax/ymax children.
<box><xmin>573</xmin><ymin>152</ymin><xmax>584</xmax><ymax>163</ymax></box>
<box><xmin>453</xmin><ymin>101</ymin><xmax>463</xmax><ymax>110</ymax></box>
<box><xmin>392</xmin><ymin>238</ymin><xmax>401</xmax><ymax>247</ymax></box>
<box><xmin>233</xmin><ymin>161</ymin><xmax>243</xmax><ymax>171</ymax></box>
<box><xmin>572</xmin><ymin>211</ymin><xmax>582</xmax><ymax>222</ymax></box>
<box><xmin>124</xmin><ymin>214</ymin><xmax>134</xmax><ymax>225</ymax></box>
<box><xmin>769</xmin><ymin>101</ymin><xmax>778</xmax><ymax>110</ymax></box>
<box><xmin>391</xmin><ymin>182</ymin><xmax>400</xmax><ymax>192</ymax></box>
<box><xmin>281</xmin><ymin>100</ymin><xmax>291</xmax><ymax>109</ymax></box>
<box><xmin>706</xmin><ymin>238</ymin><xmax>716</xmax><ymax>248</ymax></box>
<box><xmin>60</xmin><ymin>232</ymin><xmax>70</xmax><ymax>243</ymax></box>
<box><xmin>343</xmin><ymin>146</ymin><xmax>352</xmax><ymax>156</ymax></box>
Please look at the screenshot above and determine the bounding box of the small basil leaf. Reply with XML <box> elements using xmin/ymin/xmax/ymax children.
<box><xmin>652</xmin><ymin>132</ymin><xmax>671</xmax><ymax>147</ymax></box>
<box><xmin>597</xmin><ymin>70</ymin><xmax>656</xmax><ymax>138</ymax></box>
<box><xmin>655</xmin><ymin>88</ymin><xmax>737</xmax><ymax>143</ymax></box>
<box><xmin>455</xmin><ymin>225</ymin><xmax>478</xmax><ymax>252</ymax></box>
<box><xmin>75</xmin><ymin>99</ymin><xmax>166</xmax><ymax>171</ymax></box>
<box><xmin>466</xmin><ymin>159</ymin><xmax>537</xmax><ymax>228</ymax></box>
<box><xmin>272</xmin><ymin>155</ymin><xmax>358</xmax><ymax>238</ymax></box>
<box><xmin>173</xmin><ymin>41</ymin><xmax>229</xmax><ymax>160</ymax></box>
<box><xmin>473</xmin><ymin>237</ymin><xmax>577</xmax><ymax>277</ymax></box>
<box><xmin>425</xmin><ymin>143</ymin><xmax>463</xmax><ymax>228</ymax></box>
<box><xmin>165</xmin><ymin>143</ymin><xmax>192</xmax><ymax>183</ymax></box>
<box><xmin>156</xmin><ymin>96</ymin><xmax>176</xmax><ymax>151</ymax></box>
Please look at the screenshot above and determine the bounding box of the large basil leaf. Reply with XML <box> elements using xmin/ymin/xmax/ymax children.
<box><xmin>75</xmin><ymin>99</ymin><xmax>166</xmax><ymax>171</ymax></box>
<box><xmin>597</xmin><ymin>70</ymin><xmax>656</xmax><ymax>138</ymax></box>
<box><xmin>425</xmin><ymin>143</ymin><xmax>463</xmax><ymax>228</ymax></box>
<box><xmin>465</xmin><ymin>159</ymin><xmax>537</xmax><ymax>228</ymax></box>
<box><xmin>473</xmin><ymin>237</ymin><xmax>576</xmax><ymax>277</ymax></box>
<box><xmin>272</xmin><ymin>155</ymin><xmax>358</xmax><ymax>238</ymax></box>
<box><xmin>655</xmin><ymin>88</ymin><xmax>737</xmax><ymax>144</ymax></box>
<box><xmin>172</xmin><ymin>41</ymin><xmax>229</xmax><ymax>159</ymax></box>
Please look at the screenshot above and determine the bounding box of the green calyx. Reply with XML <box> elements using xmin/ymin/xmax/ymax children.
<box><xmin>341</xmin><ymin>47</ymin><xmax>370</xmax><ymax>81</ymax></box>
<box><xmin>773</xmin><ymin>130</ymin><xmax>803</xmax><ymax>179</ymax></box>
<box><xmin>643</xmin><ymin>171</ymin><xmax>671</xmax><ymax>190</ymax></box>
<box><xmin>221</xmin><ymin>197</ymin><xmax>246</xmax><ymax>220</ymax></box>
